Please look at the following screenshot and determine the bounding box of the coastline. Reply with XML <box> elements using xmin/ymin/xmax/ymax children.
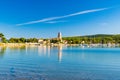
<box><xmin>0</xmin><ymin>43</ymin><xmax>120</xmax><ymax>48</ymax></box>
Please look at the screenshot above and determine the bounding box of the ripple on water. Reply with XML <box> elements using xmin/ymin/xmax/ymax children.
<box><xmin>1</xmin><ymin>47</ymin><xmax>120</xmax><ymax>80</ymax></box>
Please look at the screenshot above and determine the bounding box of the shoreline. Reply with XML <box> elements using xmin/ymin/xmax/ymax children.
<box><xmin>0</xmin><ymin>43</ymin><xmax>120</xmax><ymax>48</ymax></box>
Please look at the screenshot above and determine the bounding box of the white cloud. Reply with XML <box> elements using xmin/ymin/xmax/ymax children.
<box><xmin>45</xmin><ymin>20</ymin><xmax>67</xmax><ymax>24</ymax></box>
<box><xmin>61</xmin><ymin>8</ymin><xmax>108</xmax><ymax>18</ymax></box>
<box><xmin>16</xmin><ymin>17</ymin><xmax>60</xmax><ymax>26</ymax></box>
<box><xmin>16</xmin><ymin>7</ymin><xmax>109</xmax><ymax>26</ymax></box>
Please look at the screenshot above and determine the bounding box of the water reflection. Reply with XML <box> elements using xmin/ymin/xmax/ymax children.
<box><xmin>0</xmin><ymin>47</ymin><xmax>6</xmax><ymax>58</ymax></box>
<box><xmin>38</xmin><ymin>46</ymin><xmax>43</xmax><ymax>56</ymax></box>
<box><xmin>37</xmin><ymin>45</ymin><xmax>63</xmax><ymax>62</ymax></box>
<box><xmin>58</xmin><ymin>45</ymin><xmax>63</xmax><ymax>62</ymax></box>
<box><xmin>1</xmin><ymin>46</ymin><xmax>120</xmax><ymax>80</ymax></box>
<box><xmin>38</xmin><ymin>46</ymin><xmax>51</xmax><ymax>57</ymax></box>
<box><xmin>43</xmin><ymin>46</ymin><xmax>47</xmax><ymax>55</ymax></box>
<box><xmin>47</xmin><ymin>46</ymin><xmax>50</xmax><ymax>57</ymax></box>
<box><xmin>2</xmin><ymin>45</ymin><xmax>63</xmax><ymax>62</ymax></box>
<box><xmin>81</xmin><ymin>48</ymin><xmax>85</xmax><ymax>60</ymax></box>
<box><xmin>9</xmin><ymin>46</ymin><xmax>26</xmax><ymax>51</ymax></box>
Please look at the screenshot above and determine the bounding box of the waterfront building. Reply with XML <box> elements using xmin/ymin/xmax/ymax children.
<box><xmin>38</xmin><ymin>39</ymin><xmax>43</xmax><ymax>43</ymax></box>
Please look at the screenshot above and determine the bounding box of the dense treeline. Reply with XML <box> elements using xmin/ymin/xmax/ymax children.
<box><xmin>0</xmin><ymin>33</ymin><xmax>7</xmax><ymax>43</ymax></box>
<box><xmin>9</xmin><ymin>38</ymin><xmax>38</xmax><ymax>43</ymax></box>
<box><xmin>0</xmin><ymin>33</ymin><xmax>38</xmax><ymax>43</ymax></box>
<box><xmin>63</xmin><ymin>34</ymin><xmax>120</xmax><ymax>44</ymax></box>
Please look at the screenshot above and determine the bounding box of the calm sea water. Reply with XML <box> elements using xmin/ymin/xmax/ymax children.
<box><xmin>0</xmin><ymin>46</ymin><xmax>120</xmax><ymax>80</ymax></box>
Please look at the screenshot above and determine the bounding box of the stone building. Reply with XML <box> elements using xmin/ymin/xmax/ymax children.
<box><xmin>57</xmin><ymin>32</ymin><xmax>62</xmax><ymax>42</ymax></box>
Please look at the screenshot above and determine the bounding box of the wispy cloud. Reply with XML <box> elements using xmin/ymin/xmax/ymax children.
<box><xmin>45</xmin><ymin>20</ymin><xmax>67</xmax><ymax>24</ymax></box>
<box><xmin>16</xmin><ymin>17</ymin><xmax>61</xmax><ymax>26</ymax></box>
<box><xmin>16</xmin><ymin>7</ymin><xmax>109</xmax><ymax>26</ymax></box>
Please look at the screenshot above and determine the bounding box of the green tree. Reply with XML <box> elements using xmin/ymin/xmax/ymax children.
<box><xmin>0</xmin><ymin>33</ymin><xmax>7</xmax><ymax>43</ymax></box>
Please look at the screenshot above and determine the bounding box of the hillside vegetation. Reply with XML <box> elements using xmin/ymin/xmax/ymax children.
<box><xmin>63</xmin><ymin>34</ymin><xmax>120</xmax><ymax>44</ymax></box>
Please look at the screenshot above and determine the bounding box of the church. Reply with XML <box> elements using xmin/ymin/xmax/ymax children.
<box><xmin>57</xmin><ymin>32</ymin><xmax>62</xmax><ymax>42</ymax></box>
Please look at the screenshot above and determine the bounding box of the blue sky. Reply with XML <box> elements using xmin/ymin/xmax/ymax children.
<box><xmin>0</xmin><ymin>0</ymin><xmax>120</xmax><ymax>38</ymax></box>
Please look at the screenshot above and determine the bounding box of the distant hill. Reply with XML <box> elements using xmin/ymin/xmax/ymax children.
<box><xmin>63</xmin><ymin>34</ymin><xmax>120</xmax><ymax>38</ymax></box>
<box><xmin>62</xmin><ymin>34</ymin><xmax>120</xmax><ymax>44</ymax></box>
<box><xmin>82</xmin><ymin>34</ymin><xmax>114</xmax><ymax>37</ymax></box>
